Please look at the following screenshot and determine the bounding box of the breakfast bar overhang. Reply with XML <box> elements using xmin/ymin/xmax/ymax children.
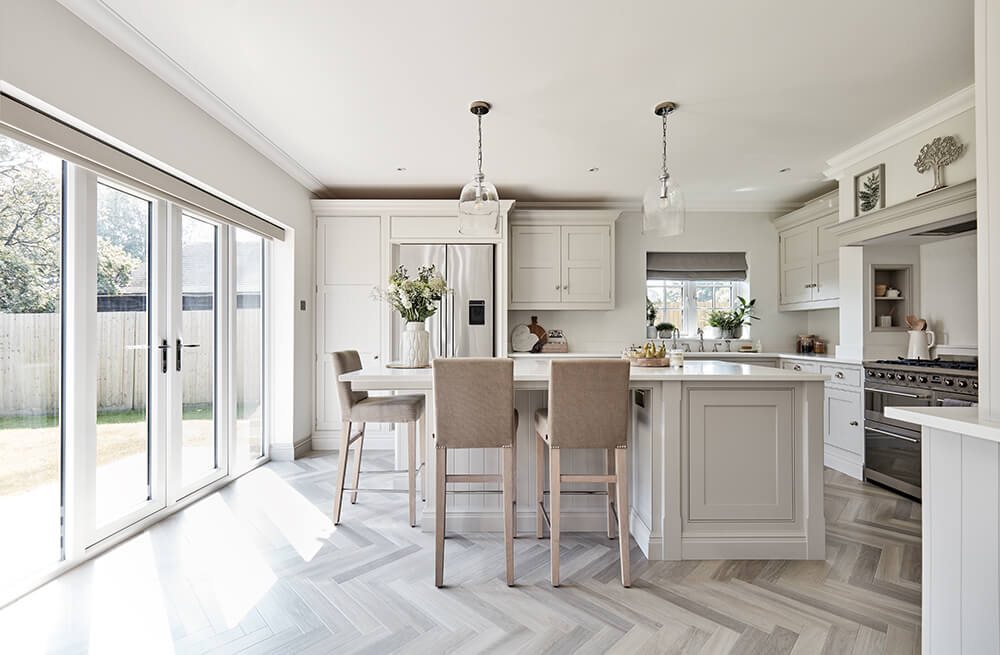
<box><xmin>340</xmin><ymin>358</ymin><xmax>828</xmax><ymax>560</ymax></box>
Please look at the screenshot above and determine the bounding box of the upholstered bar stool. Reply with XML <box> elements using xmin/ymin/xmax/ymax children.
<box><xmin>331</xmin><ymin>350</ymin><xmax>426</xmax><ymax>527</ymax></box>
<box><xmin>535</xmin><ymin>358</ymin><xmax>631</xmax><ymax>587</ymax></box>
<box><xmin>432</xmin><ymin>358</ymin><xmax>517</xmax><ymax>587</ymax></box>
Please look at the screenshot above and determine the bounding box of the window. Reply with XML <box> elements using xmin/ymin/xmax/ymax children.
<box><xmin>646</xmin><ymin>279</ymin><xmax>746</xmax><ymax>336</ymax></box>
<box><xmin>645</xmin><ymin>251</ymin><xmax>749</xmax><ymax>336</ymax></box>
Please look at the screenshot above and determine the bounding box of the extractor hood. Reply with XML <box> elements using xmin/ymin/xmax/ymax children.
<box><xmin>829</xmin><ymin>179</ymin><xmax>976</xmax><ymax>246</ymax></box>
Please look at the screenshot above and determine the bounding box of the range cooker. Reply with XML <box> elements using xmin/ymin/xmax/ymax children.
<box><xmin>863</xmin><ymin>358</ymin><xmax>979</xmax><ymax>500</ymax></box>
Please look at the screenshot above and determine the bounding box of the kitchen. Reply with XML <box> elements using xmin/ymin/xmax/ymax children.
<box><xmin>5</xmin><ymin>1</ymin><xmax>1000</xmax><ymax>653</ymax></box>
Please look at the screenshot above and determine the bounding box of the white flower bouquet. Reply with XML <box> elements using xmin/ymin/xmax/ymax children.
<box><xmin>373</xmin><ymin>265</ymin><xmax>449</xmax><ymax>323</ymax></box>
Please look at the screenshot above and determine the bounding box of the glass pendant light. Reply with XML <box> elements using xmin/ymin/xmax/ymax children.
<box><xmin>643</xmin><ymin>101</ymin><xmax>686</xmax><ymax>236</ymax></box>
<box><xmin>458</xmin><ymin>101</ymin><xmax>501</xmax><ymax>234</ymax></box>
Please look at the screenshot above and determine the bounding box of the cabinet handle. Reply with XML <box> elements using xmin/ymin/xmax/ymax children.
<box><xmin>555</xmin><ymin>285</ymin><xmax>560</xmax><ymax>290</ymax></box>
<box><xmin>835</xmin><ymin>371</ymin><xmax>844</xmax><ymax>379</ymax></box>
<box><xmin>563</xmin><ymin>285</ymin><xmax>568</xmax><ymax>291</ymax></box>
<box><xmin>793</xmin><ymin>364</ymin><xmax>802</xmax><ymax>371</ymax></box>
<box><xmin>850</xmin><ymin>420</ymin><xmax>859</xmax><ymax>426</ymax></box>
<box><xmin>373</xmin><ymin>354</ymin><xmax>379</xmax><ymax>360</ymax></box>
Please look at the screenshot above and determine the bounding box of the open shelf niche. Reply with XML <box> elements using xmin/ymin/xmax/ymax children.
<box><xmin>870</xmin><ymin>264</ymin><xmax>913</xmax><ymax>332</ymax></box>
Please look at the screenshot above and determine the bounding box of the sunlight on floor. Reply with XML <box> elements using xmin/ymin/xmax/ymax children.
<box><xmin>241</xmin><ymin>468</ymin><xmax>334</xmax><ymax>563</ymax></box>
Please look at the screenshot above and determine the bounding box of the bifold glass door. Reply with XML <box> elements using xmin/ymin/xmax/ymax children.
<box><xmin>1</xmin><ymin>133</ymin><xmax>269</xmax><ymax>600</ymax></box>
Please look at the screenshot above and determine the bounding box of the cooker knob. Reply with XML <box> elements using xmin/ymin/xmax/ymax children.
<box><xmin>875</xmin><ymin>372</ymin><xmax>884</xmax><ymax>378</ymax></box>
<box><xmin>907</xmin><ymin>375</ymin><xmax>916</xmax><ymax>382</ymax></box>
<box><xmin>896</xmin><ymin>373</ymin><xmax>905</xmax><ymax>380</ymax></box>
<box><xmin>918</xmin><ymin>376</ymin><xmax>928</xmax><ymax>383</ymax></box>
<box><xmin>974</xmin><ymin>382</ymin><xmax>979</xmax><ymax>390</ymax></box>
<box><xmin>867</xmin><ymin>370</ymin><xmax>875</xmax><ymax>377</ymax></box>
<box><xmin>958</xmin><ymin>380</ymin><xmax>968</xmax><ymax>388</ymax></box>
<box><xmin>944</xmin><ymin>378</ymin><xmax>954</xmax><ymax>386</ymax></box>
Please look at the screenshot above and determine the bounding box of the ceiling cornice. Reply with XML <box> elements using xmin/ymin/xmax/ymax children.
<box><xmin>823</xmin><ymin>85</ymin><xmax>975</xmax><ymax>180</ymax></box>
<box><xmin>56</xmin><ymin>0</ymin><xmax>325</xmax><ymax>192</ymax></box>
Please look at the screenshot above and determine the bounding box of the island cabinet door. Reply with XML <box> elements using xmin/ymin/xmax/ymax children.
<box><xmin>687</xmin><ymin>388</ymin><xmax>795</xmax><ymax>521</ymax></box>
<box><xmin>560</xmin><ymin>225</ymin><xmax>611</xmax><ymax>303</ymax></box>
<box><xmin>510</xmin><ymin>225</ymin><xmax>561</xmax><ymax>303</ymax></box>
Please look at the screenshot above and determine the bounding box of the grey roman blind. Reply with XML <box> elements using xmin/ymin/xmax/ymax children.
<box><xmin>0</xmin><ymin>90</ymin><xmax>285</xmax><ymax>241</ymax></box>
<box><xmin>646</xmin><ymin>252</ymin><xmax>748</xmax><ymax>281</ymax></box>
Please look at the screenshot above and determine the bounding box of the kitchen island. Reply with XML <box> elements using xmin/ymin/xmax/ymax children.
<box><xmin>340</xmin><ymin>358</ymin><xmax>827</xmax><ymax>560</ymax></box>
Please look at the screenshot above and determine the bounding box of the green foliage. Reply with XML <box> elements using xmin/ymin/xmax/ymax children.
<box><xmin>858</xmin><ymin>172</ymin><xmax>881</xmax><ymax>212</ymax></box>
<box><xmin>654</xmin><ymin>322</ymin><xmax>675</xmax><ymax>333</ymax></box>
<box><xmin>373</xmin><ymin>264</ymin><xmax>449</xmax><ymax>323</ymax></box>
<box><xmin>1</xmin><ymin>135</ymin><xmax>144</xmax><ymax>312</ymax></box>
<box><xmin>646</xmin><ymin>297</ymin><xmax>657</xmax><ymax>325</ymax></box>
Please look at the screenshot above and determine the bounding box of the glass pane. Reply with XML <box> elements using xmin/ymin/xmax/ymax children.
<box><xmin>181</xmin><ymin>215</ymin><xmax>217</xmax><ymax>486</ymax></box>
<box><xmin>663</xmin><ymin>309</ymin><xmax>683</xmax><ymax>329</ymax></box>
<box><xmin>695</xmin><ymin>285</ymin><xmax>713</xmax><ymax>307</ymax></box>
<box><xmin>663</xmin><ymin>285</ymin><xmax>683</xmax><ymax>307</ymax></box>
<box><xmin>645</xmin><ymin>285</ymin><xmax>663</xmax><ymax>305</ymax></box>
<box><xmin>0</xmin><ymin>135</ymin><xmax>63</xmax><ymax>585</ymax></box>
<box><xmin>696</xmin><ymin>308</ymin><xmax>713</xmax><ymax>329</ymax></box>
<box><xmin>235</xmin><ymin>230</ymin><xmax>264</xmax><ymax>467</ymax></box>
<box><xmin>714</xmin><ymin>286</ymin><xmax>732</xmax><ymax>308</ymax></box>
<box><xmin>95</xmin><ymin>183</ymin><xmax>151</xmax><ymax>527</ymax></box>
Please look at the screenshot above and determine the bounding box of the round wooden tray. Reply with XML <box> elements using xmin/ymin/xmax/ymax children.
<box><xmin>624</xmin><ymin>357</ymin><xmax>670</xmax><ymax>367</ymax></box>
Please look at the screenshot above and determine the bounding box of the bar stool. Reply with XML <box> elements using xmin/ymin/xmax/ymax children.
<box><xmin>432</xmin><ymin>357</ymin><xmax>517</xmax><ymax>587</ymax></box>
<box><xmin>331</xmin><ymin>350</ymin><xmax>426</xmax><ymax>527</ymax></box>
<box><xmin>534</xmin><ymin>358</ymin><xmax>631</xmax><ymax>587</ymax></box>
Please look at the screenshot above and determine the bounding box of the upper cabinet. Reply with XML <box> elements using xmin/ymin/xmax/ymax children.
<box><xmin>773</xmin><ymin>191</ymin><xmax>840</xmax><ymax>311</ymax></box>
<box><xmin>509</xmin><ymin>209</ymin><xmax>620</xmax><ymax>310</ymax></box>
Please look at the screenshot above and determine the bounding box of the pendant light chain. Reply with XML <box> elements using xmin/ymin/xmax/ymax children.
<box><xmin>477</xmin><ymin>113</ymin><xmax>484</xmax><ymax>178</ymax></box>
<box><xmin>661</xmin><ymin>110</ymin><xmax>669</xmax><ymax>178</ymax></box>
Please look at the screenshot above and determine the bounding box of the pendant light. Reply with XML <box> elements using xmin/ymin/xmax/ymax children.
<box><xmin>642</xmin><ymin>101</ymin><xmax>686</xmax><ymax>236</ymax></box>
<box><xmin>458</xmin><ymin>101</ymin><xmax>501</xmax><ymax>234</ymax></box>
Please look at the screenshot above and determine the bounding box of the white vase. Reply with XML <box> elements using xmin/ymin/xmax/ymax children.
<box><xmin>400</xmin><ymin>321</ymin><xmax>430</xmax><ymax>367</ymax></box>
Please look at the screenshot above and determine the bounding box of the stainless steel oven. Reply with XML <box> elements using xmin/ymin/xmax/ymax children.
<box><xmin>863</xmin><ymin>359</ymin><xmax>978</xmax><ymax>500</ymax></box>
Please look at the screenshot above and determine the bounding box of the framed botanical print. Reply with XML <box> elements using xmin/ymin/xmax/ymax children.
<box><xmin>854</xmin><ymin>163</ymin><xmax>885</xmax><ymax>216</ymax></box>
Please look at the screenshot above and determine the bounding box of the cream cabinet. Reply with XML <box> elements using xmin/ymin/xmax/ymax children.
<box><xmin>821</xmin><ymin>363</ymin><xmax>864</xmax><ymax>480</ymax></box>
<box><xmin>773</xmin><ymin>191</ymin><xmax>839</xmax><ymax>310</ymax></box>
<box><xmin>509</xmin><ymin>210</ymin><xmax>620</xmax><ymax>310</ymax></box>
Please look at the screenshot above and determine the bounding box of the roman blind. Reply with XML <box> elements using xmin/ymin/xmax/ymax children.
<box><xmin>646</xmin><ymin>252</ymin><xmax>748</xmax><ymax>280</ymax></box>
<box><xmin>0</xmin><ymin>90</ymin><xmax>285</xmax><ymax>241</ymax></box>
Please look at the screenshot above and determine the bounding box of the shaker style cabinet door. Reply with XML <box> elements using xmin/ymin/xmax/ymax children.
<box><xmin>813</xmin><ymin>214</ymin><xmax>840</xmax><ymax>302</ymax></box>
<box><xmin>779</xmin><ymin>223</ymin><xmax>815</xmax><ymax>305</ymax></box>
<box><xmin>510</xmin><ymin>225</ymin><xmax>562</xmax><ymax>304</ymax></box>
<box><xmin>561</xmin><ymin>225</ymin><xmax>611</xmax><ymax>303</ymax></box>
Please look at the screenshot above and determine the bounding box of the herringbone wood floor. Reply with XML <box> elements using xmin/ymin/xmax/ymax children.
<box><xmin>0</xmin><ymin>452</ymin><xmax>921</xmax><ymax>654</ymax></box>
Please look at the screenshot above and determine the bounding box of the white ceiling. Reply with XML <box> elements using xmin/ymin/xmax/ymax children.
<box><xmin>82</xmin><ymin>0</ymin><xmax>972</xmax><ymax>210</ymax></box>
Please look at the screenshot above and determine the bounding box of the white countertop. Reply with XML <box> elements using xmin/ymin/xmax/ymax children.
<box><xmin>509</xmin><ymin>351</ymin><xmax>861</xmax><ymax>365</ymax></box>
<box><xmin>341</xmin><ymin>358</ymin><xmax>829</xmax><ymax>390</ymax></box>
<box><xmin>886</xmin><ymin>407</ymin><xmax>1000</xmax><ymax>444</ymax></box>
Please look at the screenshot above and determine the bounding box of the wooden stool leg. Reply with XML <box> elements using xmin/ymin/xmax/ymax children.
<box><xmin>333</xmin><ymin>421</ymin><xmax>351</xmax><ymax>524</ymax></box>
<box><xmin>502</xmin><ymin>445</ymin><xmax>514</xmax><ymax>586</ymax></box>
<box><xmin>615</xmin><ymin>446</ymin><xmax>631</xmax><ymax>588</ymax></box>
<box><xmin>435</xmin><ymin>446</ymin><xmax>447</xmax><ymax>587</ymax></box>
<box><xmin>420</xmin><ymin>414</ymin><xmax>427</xmax><ymax>502</ymax></box>
<box><xmin>535</xmin><ymin>431</ymin><xmax>545</xmax><ymax>538</ymax></box>
<box><xmin>606</xmin><ymin>448</ymin><xmax>616</xmax><ymax>539</ymax></box>
<box><xmin>510</xmin><ymin>430</ymin><xmax>518</xmax><ymax>535</ymax></box>
<box><xmin>349</xmin><ymin>423</ymin><xmax>366</xmax><ymax>504</ymax></box>
<box><xmin>408</xmin><ymin>421</ymin><xmax>417</xmax><ymax>527</ymax></box>
<box><xmin>550</xmin><ymin>447</ymin><xmax>561</xmax><ymax>587</ymax></box>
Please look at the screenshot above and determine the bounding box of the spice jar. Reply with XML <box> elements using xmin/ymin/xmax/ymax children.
<box><xmin>813</xmin><ymin>339</ymin><xmax>826</xmax><ymax>354</ymax></box>
<box><xmin>796</xmin><ymin>334</ymin><xmax>815</xmax><ymax>354</ymax></box>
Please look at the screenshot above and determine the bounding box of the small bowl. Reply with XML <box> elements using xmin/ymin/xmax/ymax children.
<box><xmin>875</xmin><ymin>284</ymin><xmax>888</xmax><ymax>297</ymax></box>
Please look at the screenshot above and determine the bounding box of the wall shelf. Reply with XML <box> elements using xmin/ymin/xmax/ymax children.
<box><xmin>869</xmin><ymin>265</ymin><xmax>913</xmax><ymax>332</ymax></box>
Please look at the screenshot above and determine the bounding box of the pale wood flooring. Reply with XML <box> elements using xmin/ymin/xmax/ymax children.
<box><xmin>0</xmin><ymin>452</ymin><xmax>921</xmax><ymax>654</ymax></box>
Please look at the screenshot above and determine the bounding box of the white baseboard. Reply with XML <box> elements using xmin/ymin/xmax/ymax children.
<box><xmin>824</xmin><ymin>445</ymin><xmax>864</xmax><ymax>480</ymax></box>
<box><xmin>312</xmin><ymin>430</ymin><xmax>396</xmax><ymax>451</ymax></box>
<box><xmin>271</xmin><ymin>436</ymin><xmax>312</xmax><ymax>461</ymax></box>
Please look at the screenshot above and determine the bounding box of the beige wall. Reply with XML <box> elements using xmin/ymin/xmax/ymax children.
<box><xmin>509</xmin><ymin>210</ymin><xmax>810</xmax><ymax>353</ymax></box>
<box><xmin>921</xmin><ymin>234</ymin><xmax>978</xmax><ymax>347</ymax></box>
<box><xmin>0</xmin><ymin>0</ymin><xmax>315</xmax><ymax>448</ymax></box>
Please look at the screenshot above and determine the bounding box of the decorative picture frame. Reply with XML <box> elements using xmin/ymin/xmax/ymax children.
<box><xmin>854</xmin><ymin>163</ymin><xmax>885</xmax><ymax>216</ymax></box>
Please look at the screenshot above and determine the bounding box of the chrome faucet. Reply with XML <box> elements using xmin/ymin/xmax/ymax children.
<box><xmin>671</xmin><ymin>327</ymin><xmax>680</xmax><ymax>350</ymax></box>
<box><xmin>696</xmin><ymin>328</ymin><xmax>705</xmax><ymax>352</ymax></box>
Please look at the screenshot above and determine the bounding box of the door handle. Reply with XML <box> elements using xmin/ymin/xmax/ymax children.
<box><xmin>849</xmin><ymin>420</ymin><xmax>859</xmax><ymax>426</ymax></box>
<box><xmin>866</xmin><ymin>387</ymin><xmax>928</xmax><ymax>399</ymax></box>
<box><xmin>157</xmin><ymin>340</ymin><xmax>170</xmax><ymax>374</ymax></box>
<box><xmin>866</xmin><ymin>426</ymin><xmax>919</xmax><ymax>443</ymax></box>
<box><xmin>176</xmin><ymin>339</ymin><xmax>201</xmax><ymax>371</ymax></box>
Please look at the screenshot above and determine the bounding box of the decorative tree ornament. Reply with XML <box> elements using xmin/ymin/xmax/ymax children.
<box><xmin>913</xmin><ymin>136</ymin><xmax>966</xmax><ymax>196</ymax></box>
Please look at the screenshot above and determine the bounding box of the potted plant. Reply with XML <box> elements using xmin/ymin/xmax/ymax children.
<box><xmin>646</xmin><ymin>297</ymin><xmax>658</xmax><ymax>338</ymax></box>
<box><xmin>704</xmin><ymin>310</ymin><xmax>727</xmax><ymax>339</ymax></box>
<box><xmin>728</xmin><ymin>296</ymin><xmax>759</xmax><ymax>339</ymax></box>
<box><xmin>373</xmin><ymin>265</ymin><xmax>449</xmax><ymax>367</ymax></box>
<box><xmin>655</xmin><ymin>321</ymin><xmax>675</xmax><ymax>339</ymax></box>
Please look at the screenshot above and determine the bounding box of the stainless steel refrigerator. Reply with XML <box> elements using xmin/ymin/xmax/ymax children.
<box><xmin>392</xmin><ymin>244</ymin><xmax>495</xmax><ymax>360</ymax></box>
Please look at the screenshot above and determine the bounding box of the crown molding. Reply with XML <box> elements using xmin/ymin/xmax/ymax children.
<box><xmin>310</xmin><ymin>198</ymin><xmax>516</xmax><ymax>215</ymax></box>
<box><xmin>823</xmin><ymin>85</ymin><xmax>975</xmax><ymax>180</ymax></box>
<box><xmin>770</xmin><ymin>190</ymin><xmax>838</xmax><ymax>230</ymax></box>
<box><xmin>56</xmin><ymin>0</ymin><xmax>325</xmax><ymax>192</ymax></box>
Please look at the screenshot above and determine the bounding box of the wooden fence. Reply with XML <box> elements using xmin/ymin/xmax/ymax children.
<box><xmin>0</xmin><ymin>311</ymin><xmax>261</xmax><ymax>416</ymax></box>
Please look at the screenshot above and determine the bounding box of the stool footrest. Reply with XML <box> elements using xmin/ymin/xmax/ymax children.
<box><xmin>358</xmin><ymin>466</ymin><xmax>424</xmax><ymax>475</ymax></box>
<box><xmin>341</xmin><ymin>487</ymin><xmax>411</xmax><ymax>494</ymax></box>
<box><xmin>538</xmin><ymin>501</ymin><xmax>551</xmax><ymax>528</ymax></box>
<box><xmin>541</xmin><ymin>490</ymin><xmax>610</xmax><ymax>496</ymax></box>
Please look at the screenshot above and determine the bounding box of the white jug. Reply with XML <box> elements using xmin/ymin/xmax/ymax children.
<box><xmin>906</xmin><ymin>330</ymin><xmax>936</xmax><ymax>359</ymax></box>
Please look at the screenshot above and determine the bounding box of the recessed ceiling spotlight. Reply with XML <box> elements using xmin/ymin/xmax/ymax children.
<box><xmin>733</xmin><ymin>186</ymin><xmax>757</xmax><ymax>192</ymax></box>
<box><xmin>778</xmin><ymin>167</ymin><xmax>791</xmax><ymax>173</ymax></box>
<box><xmin>588</xmin><ymin>167</ymin><xmax>600</xmax><ymax>173</ymax></box>
<box><xmin>395</xmin><ymin>167</ymin><xmax>407</xmax><ymax>172</ymax></box>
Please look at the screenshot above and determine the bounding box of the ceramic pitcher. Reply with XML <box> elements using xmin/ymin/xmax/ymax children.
<box><xmin>906</xmin><ymin>330</ymin><xmax>936</xmax><ymax>359</ymax></box>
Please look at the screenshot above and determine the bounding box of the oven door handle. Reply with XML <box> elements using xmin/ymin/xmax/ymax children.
<box><xmin>866</xmin><ymin>426</ymin><xmax>919</xmax><ymax>443</ymax></box>
<box><xmin>865</xmin><ymin>387</ymin><xmax>929</xmax><ymax>399</ymax></box>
